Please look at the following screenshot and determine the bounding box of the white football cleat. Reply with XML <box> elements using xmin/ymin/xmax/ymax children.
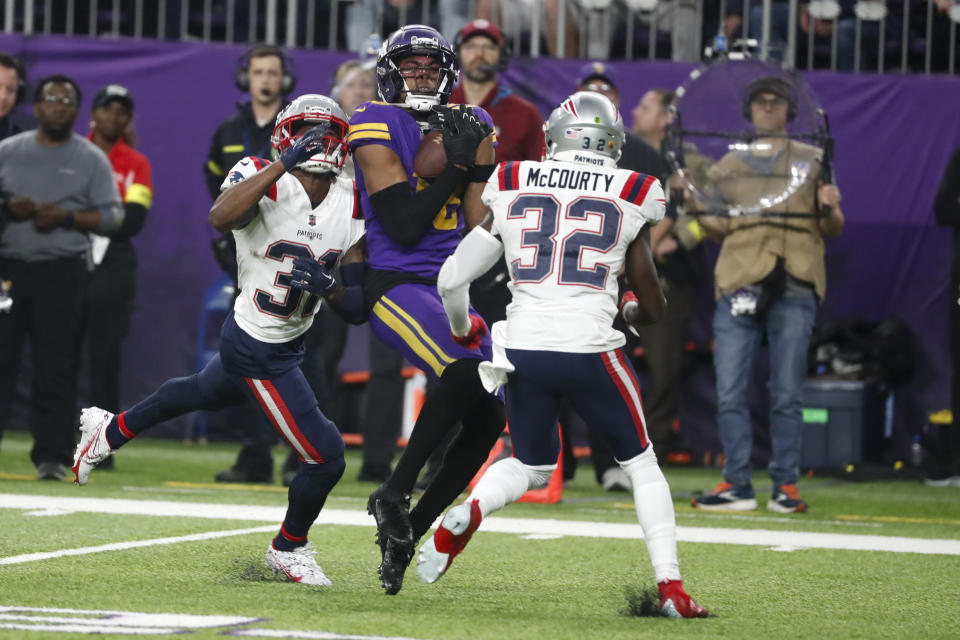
<box><xmin>417</xmin><ymin>499</ymin><xmax>482</xmax><ymax>584</ymax></box>
<box><xmin>72</xmin><ymin>407</ymin><xmax>116</xmax><ymax>485</ymax></box>
<box><xmin>265</xmin><ymin>542</ymin><xmax>332</xmax><ymax>586</ymax></box>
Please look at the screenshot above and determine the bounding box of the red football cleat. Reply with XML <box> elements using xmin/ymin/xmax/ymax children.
<box><xmin>416</xmin><ymin>499</ymin><xmax>483</xmax><ymax>584</ymax></box>
<box><xmin>658</xmin><ymin>579</ymin><xmax>709</xmax><ymax>618</ymax></box>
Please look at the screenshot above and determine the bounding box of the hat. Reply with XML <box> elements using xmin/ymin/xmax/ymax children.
<box><xmin>458</xmin><ymin>19</ymin><xmax>504</xmax><ymax>46</ymax></box>
<box><xmin>576</xmin><ymin>62</ymin><xmax>618</xmax><ymax>89</ymax></box>
<box><xmin>92</xmin><ymin>84</ymin><xmax>134</xmax><ymax>110</ymax></box>
<box><xmin>746</xmin><ymin>76</ymin><xmax>792</xmax><ymax>103</ymax></box>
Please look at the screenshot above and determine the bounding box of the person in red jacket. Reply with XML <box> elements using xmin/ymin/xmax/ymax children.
<box><xmin>84</xmin><ymin>84</ymin><xmax>153</xmax><ymax>471</ymax></box>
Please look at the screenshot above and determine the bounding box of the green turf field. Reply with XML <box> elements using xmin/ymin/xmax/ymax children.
<box><xmin>2</xmin><ymin>429</ymin><xmax>959</xmax><ymax>639</ymax></box>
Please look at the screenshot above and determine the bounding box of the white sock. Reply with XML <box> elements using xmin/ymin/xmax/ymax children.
<box><xmin>619</xmin><ymin>447</ymin><xmax>681</xmax><ymax>583</ymax></box>
<box><xmin>469</xmin><ymin>458</ymin><xmax>555</xmax><ymax>518</ymax></box>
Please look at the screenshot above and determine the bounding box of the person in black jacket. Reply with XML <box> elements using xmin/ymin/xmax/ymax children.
<box><xmin>205</xmin><ymin>45</ymin><xmax>294</xmax><ymax>484</ymax></box>
<box><xmin>931</xmin><ymin>145</ymin><xmax>960</xmax><ymax>487</ymax></box>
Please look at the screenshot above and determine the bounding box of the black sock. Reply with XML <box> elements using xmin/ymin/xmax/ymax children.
<box><xmin>387</xmin><ymin>359</ymin><xmax>487</xmax><ymax>495</ymax></box>
<box><xmin>273</xmin><ymin>456</ymin><xmax>346</xmax><ymax>551</ymax></box>
<box><xmin>410</xmin><ymin>393</ymin><xmax>505</xmax><ymax>540</ymax></box>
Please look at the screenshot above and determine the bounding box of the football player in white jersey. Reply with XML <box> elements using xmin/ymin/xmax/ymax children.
<box><xmin>71</xmin><ymin>95</ymin><xmax>366</xmax><ymax>587</ymax></box>
<box><xmin>417</xmin><ymin>92</ymin><xmax>709</xmax><ymax>618</ymax></box>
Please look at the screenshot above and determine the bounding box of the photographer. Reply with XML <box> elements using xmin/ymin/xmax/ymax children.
<box><xmin>693</xmin><ymin>77</ymin><xmax>843</xmax><ymax>513</ymax></box>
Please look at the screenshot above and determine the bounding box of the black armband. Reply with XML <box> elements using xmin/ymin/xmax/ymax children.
<box><xmin>467</xmin><ymin>163</ymin><xmax>496</xmax><ymax>183</ymax></box>
<box><xmin>368</xmin><ymin>164</ymin><xmax>467</xmax><ymax>246</ymax></box>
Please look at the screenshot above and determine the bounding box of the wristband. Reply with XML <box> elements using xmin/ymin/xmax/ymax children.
<box><xmin>467</xmin><ymin>163</ymin><xmax>497</xmax><ymax>183</ymax></box>
<box><xmin>62</xmin><ymin>212</ymin><xmax>75</xmax><ymax>229</ymax></box>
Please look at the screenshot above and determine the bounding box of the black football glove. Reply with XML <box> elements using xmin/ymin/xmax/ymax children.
<box><xmin>430</xmin><ymin>106</ymin><xmax>491</xmax><ymax>167</ymax></box>
<box><xmin>289</xmin><ymin>256</ymin><xmax>338</xmax><ymax>297</ymax></box>
<box><xmin>280</xmin><ymin>125</ymin><xmax>329</xmax><ymax>171</ymax></box>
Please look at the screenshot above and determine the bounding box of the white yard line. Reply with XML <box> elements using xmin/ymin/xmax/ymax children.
<box><xmin>0</xmin><ymin>522</ymin><xmax>276</xmax><ymax>565</ymax></box>
<box><xmin>2</xmin><ymin>493</ymin><xmax>960</xmax><ymax>558</ymax></box>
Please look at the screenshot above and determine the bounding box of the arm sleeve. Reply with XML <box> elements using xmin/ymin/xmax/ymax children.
<box><xmin>368</xmin><ymin>164</ymin><xmax>467</xmax><ymax>246</ymax></box>
<box><xmin>934</xmin><ymin>148</ymin><xmax>960</xmax><ymax>228</ymax></box>
<box><xmin>437</xmin><ymin>226</ymin><xmax>504</xmax><ymax>335</ymax></box>
<box><xmin>327</xmin><ymin>261</ymin><xmax>368</xmax><ymax>325</ymax></box>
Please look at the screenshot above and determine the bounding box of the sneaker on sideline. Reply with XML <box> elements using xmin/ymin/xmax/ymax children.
<box><xmin>36</xmin><ymin>462</ymin><xmax>66</xmax><ymax>481</ymax></box>
<box><xmin>417</xmin><ymin>499</ymin><xmax>482</xmax><ymax>584</ymax></box>
<box><xmin>923</xmin><ymin>475</ymin><xmax>960</xmax><ymax>488</ymax></box>
<box><xmin>265</xmin><ymin>542</ymin><xmax>331</xmax><ymax>586</ymax></box>
<box><xmin>72</xmin><ymin>407</ymin><xmax>115</xmax><ymax>485</ymax></box>
<box><xmin>767</xmin><ymin>484</ymin><xmax>809</xmax><ymax>513</ymax></box>
<box><xmin>691</xmin><ymin>482</ymin><xmax>758</xmax><ymax>511</ymax></box>
<box><xmin>658</xmin><ymin>579</ymin><xmax>709</xmax><ymax>618</ymax></box>
<box><xmin>601</xmin><ymin>467</ymin><xmax>631</xmax><ymax>492</ymax></box>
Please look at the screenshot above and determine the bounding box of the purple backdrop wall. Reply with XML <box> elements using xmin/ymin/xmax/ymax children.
<box><xmin>2</xmin><ymin>34</ymin><xmax>957</xmax><ymax>449</ymax></box>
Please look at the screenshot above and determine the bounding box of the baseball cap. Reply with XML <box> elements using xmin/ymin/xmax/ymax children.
<box><xmin>92</xmin><ymin>84</ymin><xmax>134</xmax><ymax>110</ymax></box>
<box><xmin>458</xmin><ymin>19</ymin><xmax>504</xmax><ymax>46</ymax></box>
<box><xmin>576</xmin><ymin>62</ymin><xmax>618</xmax><ymax>89</ymax></box>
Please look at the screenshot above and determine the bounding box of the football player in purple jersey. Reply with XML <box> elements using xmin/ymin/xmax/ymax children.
<box><xmin>347</xmin><ymin>24</ymin><xmax>503</xmax><ymax>595</ymax></box>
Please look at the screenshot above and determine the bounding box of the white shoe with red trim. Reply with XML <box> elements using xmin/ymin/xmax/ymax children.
<box><xmin>72</xmin><ymin>407</ymin><xmax>115</xmax><ymax>485</ymax></box>
<box><xmin>265</xmin><ymin>542</ymin><xmax>332</xmax><ymax>586</ymax></box>
<box><xmin>417</xmin><ymin>499</ymin><xmax>482</xmax><ymax>584</ymax></box>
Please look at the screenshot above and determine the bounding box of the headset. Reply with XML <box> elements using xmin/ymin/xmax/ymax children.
<box><xmin>0</xmin><ymin>52</ymin><xmax>27</xmax><ymax>106</ymax></box>
<box><xmin>453</xmin><ymin>26</ymin><xmax>511</xmax><ymax>73</ymax></box>
<box><xmin>235</xmin><ymin>44</ymin><xmax>296</xmax><ymax>95</ymax></box>
<box><xmin>742</xmin><ymin>76</ymin><xmax>797</xmax><ymax>123</ymax></box>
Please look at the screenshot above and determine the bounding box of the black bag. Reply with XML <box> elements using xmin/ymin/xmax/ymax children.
<box><xmin>808</xmin><ymin>317</ymin><xmax>913</xmax><ymax>385</ymax></box>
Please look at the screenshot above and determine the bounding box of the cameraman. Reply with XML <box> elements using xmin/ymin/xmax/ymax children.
<box><xmin>693</xmin><ymin>77</ymin><xmax>843</xmax><ymax>513</ymax></box>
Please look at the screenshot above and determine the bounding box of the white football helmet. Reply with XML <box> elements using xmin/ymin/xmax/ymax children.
<box><xmin>543</xmin><ymin>91</ymin><xmax>625</xmax><ymax>165</ymax></box>
<box><xmin>271</xmin><ymin>94</ymin><xmax>349</xmax><ymax>174</ymax></box>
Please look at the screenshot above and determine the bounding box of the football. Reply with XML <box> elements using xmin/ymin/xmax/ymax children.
<box><xmin>414</xmin><ymin>130</ymin><xmax>447</xmax><ymax>179</ymax></box>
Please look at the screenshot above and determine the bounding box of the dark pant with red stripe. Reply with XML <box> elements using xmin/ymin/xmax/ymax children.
<box><xmin>115</xmin><ymin>316</ymin><xmax>345</xmax><ymax>541</ymax></box>
<box><xmin>504</xmin><ymin>347</ymin><xmax>651</xmax><ymax>467</ymax></box>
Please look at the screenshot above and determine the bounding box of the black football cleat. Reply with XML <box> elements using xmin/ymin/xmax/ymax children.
<box><xmin>367</xmin><ymin>484</ymin><xmax>414</xmax><ymax>595</ymax></box>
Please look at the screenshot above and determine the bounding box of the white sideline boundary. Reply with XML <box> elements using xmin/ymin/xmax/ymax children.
<box><xmin>2</xmin><ymin>493</ymin><xmax>960</xmax><ymax>559</ymax></box>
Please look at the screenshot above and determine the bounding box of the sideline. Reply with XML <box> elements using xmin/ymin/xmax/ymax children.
<box><xmin>0</xmin><ymin>524</ymin><xmax>277</xmax><ymax>565</ymax></box>
<box><xmin>2</xmin><ymin>493</ymin><xmax>960</xmax><ymax>558</ymax></box>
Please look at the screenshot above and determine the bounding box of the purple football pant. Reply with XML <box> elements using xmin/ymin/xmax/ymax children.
<box><xmin>368</xmin><ymin>282</ymin><xmax>491</xmax><ymax>381</ymax></box>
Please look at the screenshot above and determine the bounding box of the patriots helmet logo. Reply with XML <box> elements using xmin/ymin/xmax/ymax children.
<box><xmin>228</xmin><ymin>170</ymin><xmax>244</xmax><ymax>184</ymax></box>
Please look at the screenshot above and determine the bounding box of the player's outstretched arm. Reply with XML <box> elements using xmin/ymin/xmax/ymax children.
<box><xmin>437</xmin><ymin>216</ymin><xmax>503</xmax><ymax>336</ymax></box>
<box><xmin>209</xmin><ymin>161</ymin><xmax>284</xmax><ymax>232</ymax></box>
<box><xmin>623</xmin><ymin>226</ymin><xmax>666</xmax><ymax>326</ymax></box>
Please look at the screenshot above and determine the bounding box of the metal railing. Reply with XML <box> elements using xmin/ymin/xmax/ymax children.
<box><xmin>1</xmin><ymin>0</ymin><xmax>957</xmax><ymax>72</ymax></box>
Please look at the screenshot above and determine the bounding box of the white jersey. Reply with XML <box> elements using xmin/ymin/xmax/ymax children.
<box><xmin>220</xmin><ymin>156</ymin><xmax>365</xmax><ymax>343</ymax></box>
<box><xmin>482</xmin><ymin>159</ymin><xmax>665</xmax><ymax>352</ymax></box>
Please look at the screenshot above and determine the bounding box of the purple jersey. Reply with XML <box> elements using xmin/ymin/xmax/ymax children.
<box><xmin>347</xmin><ymin>101</ymin><xmax>494</xmax><ymax>279</ymax></box>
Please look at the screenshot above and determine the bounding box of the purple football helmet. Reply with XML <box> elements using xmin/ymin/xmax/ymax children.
<box><xmin>376</xmin><ymin>24</ymin><xmax>460</xmax><ymax>111</ymax></box>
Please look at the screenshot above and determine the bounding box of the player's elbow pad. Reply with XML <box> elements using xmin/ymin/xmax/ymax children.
<box><xmin>369</xmin><ymin>165</ymin><xmax>467</xmax><ymax>246</ymax></box>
